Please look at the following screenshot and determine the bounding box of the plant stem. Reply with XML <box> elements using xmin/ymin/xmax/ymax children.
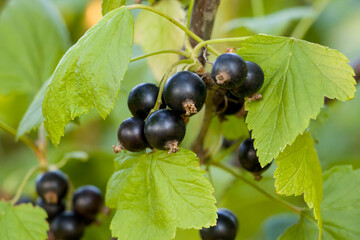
<box><xmin>0</xmin><ymin>121</ymin><xmax>47</xmax><ymax>167</ymax></box>
<box><xmin>211</xmin><ymin>161</ymin><xmax>304</xmax><ymax>214</ymax></box>
<box><xmin>192</xmin><ymin>37</ymin><xmax>250</xmax><ymax>59</ymax></box>
<box><xmin>190</xmin><ymin>88</ymin><xmax>216</xmax><ymax>163</ymax></box>
<box><xmin>11</xmin><ymin>166</ymin><xmax>41</xmax><ymax>205</ymax></box>
<box><xmin>291</xmin><ymin>0</ymin><xmax>330</xmax><ymax>39</ymax></box>
<box><xmin>126</xmin><ymin>4</ymin><xmax>218</xmax><ymax>55</ymax></box>
<box><xmin>188</xmin><ymin>0</ymin><xmax>221</xmax><ymax>65</ymax></box>
<box><xmin>251</xmin><ymin>0</ymin><xmax>265</xmax><ymax>17</ymax></box>
<box><xmin>130</xmin><ymin>50</ymin><xmax>190</xmax><ymax>63</ymax></box>
<box><xmin>185</xmin><ymin>0</ymin><xmax>196</xmax><ymax>51</ymax></box>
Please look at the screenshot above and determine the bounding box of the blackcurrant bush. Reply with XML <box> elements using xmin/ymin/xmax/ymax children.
<box><xmin>127</xmin><ymin>83</ymin><xmax>165</xmax><ymax>119</ymax></box>
<box><xmin>72</xmin><ymin>185</ymin><xmax>103</xmax><ymax>224</ymax></box>
<box><xmin>117</xmin><ymin>117</ymin><xmax>149</xmax><ymax>152</ymax></box>
<box><xmin>163</xmin><ymin>71</ymin><xmax>207</xmax><ymax>116</ymax></box>
<box><xmin>238</xmin><ymin>138</ymin><xmax>271</xmax><ymax>179</ymax></box>
<box><xmin>144</xmin><ymin>109</ymin><xmax>186</xmax><ymax>153</ymax></box>
<box><xmin>36</xmin><ymin>198</ymin><xmax>65</xmax><ymax>221</ymax></box>
<box><xmin>217</xmin><ymin>91</ymin><xmax>244</xmax><ymax>115</ymax></box>
<box><xmin>51</xmin><ymin>211</ymin><xmax>85</xmax><ymax>240</ymax></box>
<box><xmin>231</xmin><ymin>61</ymin><xmax>264</xmax><ymax>97</ymax></box>
<box><xmin>36</xmin><ymin>170</ymin><xmax>69</xmax><ymax>204</ymax></box>
<box><xmin>211</xmin><ymin>53</ymin><xmax>248</xmax><ymax>89</ymax></box>
<box><xmin>200</xmin><ymin>208</ymin><xmax>238</xmax><ymax>240</ymax></box>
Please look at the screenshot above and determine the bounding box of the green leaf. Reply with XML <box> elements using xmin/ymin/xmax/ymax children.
<box><xmin>134</xmin><ymin>0</ymin><xmax>185</xmax><ymax>80</ymax></box>
<box><xmin>226</xmin><ymin>7</ymin><xmax>315</xmax><ymax>36</ymax></box>
<box><xmin>43</xmin><ymin>8</ymin><xmax>134</xmax><ymax>144</ymax></box>
<box><xmin>0</xmin><ymin>0</ymin><xmax>70</xmax><ymax>96</ymax></box>
<box><xmin>238</xmin><ymin>35</ymin><xmax>356</xmax><ymax>166</ymax></box>
<box><xmin>279</xmin><ymin>165</ymin><xmax>360</xmax><ymax>240</ymax></box>
<box><xmin>221</xmin><ymin>116</ymin><xmax>249</xmax><ymax>140</ymax></box>
<box><xmin>101</xmin><ymin>0</ymin><xmax>126</xmax><ymax>16</ymax></box>
<box><xmin>0</xmin><ymin>202</ymin><xmax>49</xmax><ymax>240</ymax></box>
<box><xmin>274</xmin><ymin>132</ymin><xmax>322</xmax><ymax>228</ymax></box>
<box><xmin>16</xmin><ymin>80</ymin><xmax>50</xmax><ymax>138</ymax></box>
<box><xmin>106</xmin><ymin>149</ymin><xmax>217</xmax><ymax>240</ymax></box>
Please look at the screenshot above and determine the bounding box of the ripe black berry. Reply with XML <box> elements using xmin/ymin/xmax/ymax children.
<box><xmin>127</xmin><ymin>83</ymin><xmax>165</xmax><ymax>119</ymax></box>
<box><xmin>117</xmin><ymin>117</ymin><xmax>149</xmax><ymax>152</ymax></box>
<box><xmin>231</xmin><ymin>61</ymin><xmax>264</xmax><ymax>97</ymax></box>
<box><xmin>211</xmin><ymin>53</ymin><xmax>247</xmax><ymax>89</ymax></box>
<box><xmin>200</xmin><ymin>208</ymin><xmax>238</xmax><ymax>240</ymax></box>
<box><xmin>144</xmin><ymin>109</ymin><xmax>186</xmax><ymax>153</ymax></box>
<box><xmin>51</xmin><ymin>211</ymin><xmax>85</xmax><ymax>240</ymax></box>
<box><xmin>36</xmin><ymin>198</ymin><xmax>65</xmax><ymax>222</ymax></box>
<box><xmin>72</xmin><ymin>185</ymin><xmax>103</xmax><ymax>224</ymax></box>
<box><xmin>238</xmin><ymin>138</ymin><xmax>271</xmax><ymax>179</ymax></box>
<box><xmin>217</xmin><ymin>91</ymin><xmax>244</xmax><ymax>115</ymax></box>
<box><xmin>163</xmin><ymin>71</ymin><xmax>207</xmax><ymax>116</ymax></box>
<box><xmin>36</xmin><ymin>170</ymin><xmax>69</xmax><ymax>204</ymax></box>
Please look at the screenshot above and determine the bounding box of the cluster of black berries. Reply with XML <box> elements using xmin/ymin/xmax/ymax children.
<box><xmin>35</xmin><ymin>170</ymin><xmax>103</xmax><ymax>240</ymax></box>
<box><xmin>200</xmin><ymin>208</ymin><xmax>238</xmax><ymax>240</ymax></box>
<box><xmin>211</xmin><ymin>53</ymin><xmax>264</xmax><ymax>116</ymax></box>
<box><xmin>115</xmin><ymin>71</ymin><xmax>207</xmax><ymax>154</ymax></box>
<box><xmin>238</xmin><ymin>138</ymin><xmax>272</xmax><ymax>180</ymax></box>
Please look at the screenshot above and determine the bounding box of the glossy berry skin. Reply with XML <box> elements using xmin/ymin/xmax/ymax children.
<box><xmin>144</xmin><ymin>109</ymin><xmax>186</xmax><ymax>150</ymax></box>
<box><xmin>238</xmin><ymin>138</ymin><xmax>271</xmax><ymax>173</ymax></box>
<box><xmin>36</xmin><ymin>170</ymin><xmax>69</xmax><ymax>204</ymax></box>
<box><xmin>232</xmin><ymin>61</ymin><xmax>264</xmax><ymax>97</ymax></box>
<box><xmin>51</xmin><ymin>211</ymin><xmax>85</xmax><ymax>240</ymax></box>
<box><xmin>200</xmin><ymin>208</ymin><xmax>238</xmax><ymax>240</ymax></box>
<box><xmin>128</xmin><ymin>83</ymin><xmax>163</xmax><ymax>119</ymax></box>
<box><xmin>219</xmin><ymin>92</ymin><xmax>244</xmax><ymax>115</ymax></box>
<box><xmin>163</xmin><ymin>71</ymin><xmax>206</xmax><ymax>115</ymax></box>
<box><xmin>36</xmin><ymin>198</ymin><xmax>65</xmax><ymax>222</ymax></box>
<box><xmin>211</xmin><ymin>53</ymin><xmax>248</xmax><ymax>89</ymax></box>
<box><xmin>72</xmin><ymin>185</ymin><xmax>103</xmax><ymax>224</ymax></box>
<box><xmin>117</xmin><ymin>117</ymin><xmax>149</xmax><ymax>152</ymax></box>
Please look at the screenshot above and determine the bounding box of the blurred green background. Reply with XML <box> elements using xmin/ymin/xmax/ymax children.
<box><xmin>0</xmin><ymin>0</ymin><xmax>359</xmax><ymax>239</ymax></box>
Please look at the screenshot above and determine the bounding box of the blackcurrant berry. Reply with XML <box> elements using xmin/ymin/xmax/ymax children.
<box><xmin>36</xmin><ymin>198</ymin><xmax>65</xmax><ymax>222</ymax></box>
<box><xmin>200</xmin><ymin>208</ymin><xmax>238</xmax><ymax>240</ymax></box>
<box><xmin>51</xmin><ymin>211</ymin><xmax>85</xmax><ymax>240</ymax></box>
<box><xmin>36</xmin><ymin>170</ymin><xmax>69</xmax><ymax>204</ymax></box>
<box><xmin>231</xmin><ymin>61</ymin><xmax>264</xmax><ymax>97</ymax></box>
<box><xmin>144</xmin><ymin>109</ymin><xmax>186</xmax><ymax>153</ymax></box>
<box><xmin>211</xmin><ymin>53</ymin><xmax>247</xmax><ymax>89</ymax></box>
<box><xmin>238</xmin><ymin>138</ymin><xmax>271</xmax><ymax>179</ymax></box>
<box><xmin>117</xmin><ymin>117</ymin><xmax>149</xmax><ymax>152</ymax></box>
<box><xmin>163</xmin><ymin>71</ymin><xmax>207</xmax><ymax>116</ymax></box>
<box><xmin>127</xmin><ymin>83</ymin><xmax>165</xmax><ymax>119</ymax></box>
<box><xmin>217</xmin><ymin>91</ymin><xmax>244</xmax><ymax>115</ymax></box>
<box><xmin>72</xmin><ymin>185</ymin><xmax>103</xmax><ymax>224</ymax></box>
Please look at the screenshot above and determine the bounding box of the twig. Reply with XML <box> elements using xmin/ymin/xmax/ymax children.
<box><xmin>211</xmin><ymin>161</ymin><xmax>304</xmax><ymax>214</ymax></box>
<box><xmin>0</xmin><ymin>121</ymin><xmax>47</xmax><ymax>167</ymax></box>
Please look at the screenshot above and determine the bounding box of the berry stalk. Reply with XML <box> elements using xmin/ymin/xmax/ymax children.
<box><xmin>211</xmin><ymin>161</ymin><xmax>305</xmax><ymax>214</ymax></box>
<box><xmin>0</xmin><ymin>120</ymin><xmax>47</xmax><ymax>167</ymax></box>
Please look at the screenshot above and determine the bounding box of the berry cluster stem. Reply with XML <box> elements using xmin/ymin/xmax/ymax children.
<box><xmin>184</xmin><ymin>0</ymin><xmax>195</xmax><ymax>51</ymax></box>
<box><xmin>10</xmin><ymin>166</ymin><xmax>42</xmax><ymax>205</ymax></box>
<box><xmin>126</xmin><ymin>4</ymin><xmax>219</xmax><ymax>56</ymax></box>
<box><xmin>191</xmin><ymin>37</ymin><xmax>250</xmax><ymax>59</ymax></box>
<box><xmin>190</xmin><ymin>88</ymin><xmax>216</xmax><ymax>163</ymax></box>
<box><xmin>0</xmin><ymin>121</ymin><xmax>47</xmax><ymax>167</ymax></box>
<box><xmin>211</xmin><ymin>161</ymin><xmax>304</xmax><ymax>214</ymax></box>
<box><xmin>130</xmin><ymin>50</ymin><xmax>190</xmax><ymax>63</ymax></box>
